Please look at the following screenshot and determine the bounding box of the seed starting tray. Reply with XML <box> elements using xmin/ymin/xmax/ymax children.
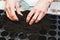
<box><xmin>0</xmin><ymin>10</ymin><xmax>60</xmax><ymax>40</ymax></box>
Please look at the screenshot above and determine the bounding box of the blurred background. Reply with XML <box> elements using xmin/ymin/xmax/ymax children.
<box><xmin>53</xmin><ymin>0</ymin><xmax>60</xmax><ymax>2</ymax></box>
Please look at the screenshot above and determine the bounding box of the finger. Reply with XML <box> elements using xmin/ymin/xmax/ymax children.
<box><xmin>16</xmin><ymin>3</ymin><xmax>23</xmax><ymax>16</ymax></box>
<box><xmin>35</xmin><ymin>11</ymin><xmax>46</xmax><ymax>23</ymax></box>
<box><xmin>5</xmin><ymin>10</ymin><xmax>10</xmax><ymax>19</ymax></box>
<box><xmin>5</xmin><ymin>11</ymin><xmax>14</xmax><ymax>20</ymax></box>
<box><xmin>5</xmin><ymin>6</ymin><xmax>11</xmax><ymax>15</ymax></box>
<box><xmin>8</xmin><ymin>7</ymin><xmax>18</xmax><ymax>21</ymax></box>
<box><xmin>26</xmin><ymin>8</ymin><xmax>35</xmax><ymax>23</ymax></box>
<box><xmin>5</xmin><ymin>7</ymin><xmax>14</xmax><ymax>20</ymax></box>
<box><xmin>29</xmin><ymin>10</ymin><xmax>40</xmax><ymax>25</ymax></box>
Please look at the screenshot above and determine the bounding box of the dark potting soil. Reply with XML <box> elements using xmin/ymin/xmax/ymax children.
<box><xmin>0</xmin><ymin>10</ymin><xmax>52</xmax><ymax>38</ymax></box>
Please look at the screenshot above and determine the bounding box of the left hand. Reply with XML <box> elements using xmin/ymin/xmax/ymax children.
<box><xmin>26</xmin><ymin>0</ymin><xmax>52</xmax><ymax>25</ymax></box>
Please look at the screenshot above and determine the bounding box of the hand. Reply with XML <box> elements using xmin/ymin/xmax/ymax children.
<box><xmin>26</xmin><ymin>0</ymin><xmax>52</xmax><ymax>25</ymax></box>
<box><xmin>5</xmin><ymin>0</ymin><xmax>23</xmax><ymax>21</ymax></box>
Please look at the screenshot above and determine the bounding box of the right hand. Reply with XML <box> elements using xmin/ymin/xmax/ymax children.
<box><xmin>5</xmin><ymin>0</ymin><xmax>23</xmax><ymax>21</ymax></box>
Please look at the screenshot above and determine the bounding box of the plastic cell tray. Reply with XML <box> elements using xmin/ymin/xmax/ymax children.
<box><xmin>0</xmin><ymin>10</ymin><xmax>60</xmax><ymax>40</ymax></box>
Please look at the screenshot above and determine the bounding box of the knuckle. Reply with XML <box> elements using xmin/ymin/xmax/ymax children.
<box><xmin>37</xmin><ymin>19</ymin><xmax>40</xmax><ymax>21</ymax></box>
<box><xmin>37</xmin><ymin>18</ymin><xmax>40</xmax><ymax>21</ymax></box>
<box><xmin>33</xmin><ymin>18</ymin><xmax>36</xmax><ymax>20</ymax></box>
<box><xmin>10</xmin><ymin>15</ymin><xmax>14</xmax><ymax>18</ymax></box>
<box><xmin>5</xmin><ymin>6</ymin><xmax>10</xmax><ymax>10</ymax></box>
<box><xmin>28</xmin><ymin>15</ymin><xmax>31</xmax><ymax>18</ymax></box>
<box><xmin>27</xmin><ymin>19</ymin><xmax>29</xmax><ymax>21</ymax></box>
<box><xmin>5</xmin><ymin>5</ymin><xmax>9</xmax><ymax>9</ymax></box>
<box><xmin>39</xmin><ymin>9</ymin><xmax>45</xmax><ymax>12</ymax></box>
<box><xmin>33</xmin><ymin>7</ymin><xmax>37</xmax><ymax>10</ymax></box>
<box><xmin>10</xmin><ymin>6</ymin><xmax>14</xmax><ymax>8</ymax></box>
<box><xmin>41</xmin><ymin>10</ymin><xmax>45</xmax><ymax>12</ymax></box>
<box><xmin>16</xmin><ymin>5</ymin><xmax>19</xmax><ymax>8</ymax></box>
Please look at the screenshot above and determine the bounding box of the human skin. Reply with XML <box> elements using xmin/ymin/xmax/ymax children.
<box><xmin>5</xmin><ymin>0</ymin><xmax>53</xmax><ymax>25</ymax></box>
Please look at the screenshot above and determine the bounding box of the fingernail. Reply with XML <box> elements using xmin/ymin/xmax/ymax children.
<box><xmin>20</xmin><ymin>13</ymin><xmax>23</xmax><ymax>16</ymax></box>
<box><xmin>14</xmin><ymin>19</ymin><xmax>18</xmax><ymax>21</ymax></box>
<box><xmin>16</xmin><ymin>19</ymin><xmax>19</xmax><ymax>21</ymax></box>
<box><xmin>29</xmin><ymin>22</ymin><xmax>33</xmax><ymax>25</ymax></box>
<box><xmin>26</xmin><ymin>19</ymin><xmax>29</xmax><ymax>23</ymax></box>
<box><xmin>14</xmin><ymin>18</ymin><xmax>19</xmax><ymax>21</ymax></box>
<box><xmin>18</xmin><ymin>13</ymin><xmax>23</xmax><ymax>16</ymax></box>
<box><xmin>29</xmin><ymin>23</ymin><xmax>32</xmax><ymax>25</ymax></box>
<box><xmin>35</xmin><ymin>21</ymin><xmax>38</xmax><ymax>23</ymax></box>
<box><xmin>26</xmin><ymin>20</ymin><xmax>28</xmax><ymax>23</ymax></box>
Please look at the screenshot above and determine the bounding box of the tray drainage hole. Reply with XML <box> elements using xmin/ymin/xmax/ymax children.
<box><xmin>58</xmin><ymin>38</ymin><xmax>60</xmax><ymax>40</ymax></box>
<box><xmin>48</xmin><ymin>31</ymin><xmax>56</xmax><ymax>36</ymax></box>
<box><xmin>58</xmin><ymin>20</ymin><xmax>60</xmax><ymax>24</ymax></box>
<box><xmin>50</xmin><ymin>25</ymin><xmax>57</xmax><ymax>29</ymax></box>
<box><xmin>48</xmin><ymin>37</ymin><xmax>56</xmax><ymax>40</ymax></box>
<box><xmin>50</xmin><ymin>15</ymin><xmax>57</xmax><ymax>19</ymax></box>
<box><xmin>39</xmin><ymin>29</ymin><xmax>47</xmax><ymax>35</ymax></box>
<box><xmin>38</xmin><ymin>36</ymin><xmax>46</xmax><ymax>40</ymax></box>
<box><xmin>0</xmin><ymin>10</ymin><xmax>4</xmax><ymax>13</ymax></box>
<box><xmin>58</xmin><ymin>31</ymin><xmax>60</xmax><ymax>36</ymax></box>
<box><xmin>58</xmin><ymin>16</ymin><xmax>60</xmax><ymax>19</ymax></box>
<box><xmin>58</xmin><ymin>25</ymin><xmax>60</xmax><ymax>30</ymax></box>
<box><xmin>50</xmin><ymin>20</ymin><xmax>57</xmax><ymax>24</ymax></box>
<box><xmin>0</xmin><ymin>37</ymin><xmax>6</xmax><ymax>40</ymax></box>
<box><xmin>18</xmin><ymin>33</ymin><xmax>27</xmax><ymax>39</ymax></box>
<box><xmin>1</xmin><ymin>31</ymin><xmax>9</xmax><ymax>36</ymax></box>
<box><xmin>8</xmin><ymin>38</ymin><xmax>14</xmax><ymax>40</ymax></box>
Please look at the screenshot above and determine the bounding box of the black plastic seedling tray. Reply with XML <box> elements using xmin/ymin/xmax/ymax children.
<box><xmin>0</xmin><ymin>10</ymin><xmax>60</xmax><ymax>40</ymax></box>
